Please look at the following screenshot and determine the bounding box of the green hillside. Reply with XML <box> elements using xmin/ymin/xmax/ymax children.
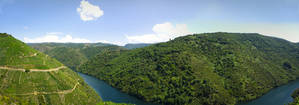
<box><xmin>78</xmin><ymin>32</ymin><xmax>299</xmax><ymax>105</ymax></box>
<box><xmin>124</xmin><ymin>43</ymin><xmax>151</xmax><ymax>49</ymax></box>
<box><xmin>0</xmin><ymin>33</ymin><xmax>101</xmax><ymax>104</ymax></box>
<box><xmin>29</xmin><ymin>43</ymin><xmax>126</xmax><ymax>71</ymax></box>
<box><xmin>0</xmin><ymin>34</ymin><xmax>62</xmax><ymax>69</ymax></box>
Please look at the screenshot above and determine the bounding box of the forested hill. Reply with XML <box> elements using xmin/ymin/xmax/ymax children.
<box><xmin>124</xmin><ymin>43</ymin><xmax>151</xmax><ymax>49</ymax></box>
<box><xmin>29</xmin><ymin>43</ymin><xmax>126</xmax><ymax>71</ymax></box>
<box><xmin>78</xmin><ymin>32</ymin><xmax>299</xmax><ymax>105</ymax></box>
<box><xmin>0</xmin><ymin>33</ymin><xmax>101</xmax><ymax>104</ymax></box>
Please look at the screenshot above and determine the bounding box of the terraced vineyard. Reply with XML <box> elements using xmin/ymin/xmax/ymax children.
<box><xmin>0</xmin><ymin>33</ymin><xmax>101</xmax><ymax>104</ymax></box>
<box><xmin>0</xmin><ymin>68</ymin><xmax>99</xmax><ymax>104</ymax></box>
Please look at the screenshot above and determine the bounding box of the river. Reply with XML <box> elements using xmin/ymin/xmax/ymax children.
<box><xmin>238</xmin><ymin>79</ymin><xmax>299</xmax><ymax>105</ymax></box>
<box><xmin>78</xmin><ymin>73</ymin><xmax>159</xmax><ymax>105</ymax></box>
<box><xmin>79</xmin><ymin>72</ymin><xmax>299</xmax><ymax>105</ymax></box>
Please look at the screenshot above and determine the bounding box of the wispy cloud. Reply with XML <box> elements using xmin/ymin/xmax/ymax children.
<box><xmin>24</xmin><ymin>32</ymin><xmax>91</xmax><ymax>43</ymax></box>
<box><xmin>126</xmin><ymin>22</ymin><xmax>191</xmax><ymax>43</ymax></box>
<box><xmin>96</xmin><ymin>40</ymin><xmax>126</xmax><ymax>46</ymax></box>
<box><xmin>77</xmin><ymin>0</ymin><xmax>104</xmax><ymax>21</ymax></box>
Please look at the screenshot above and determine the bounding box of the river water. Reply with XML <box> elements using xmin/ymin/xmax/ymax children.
<box><xmin>78</xmin><ymin>73</ymin><xmax>159</xmax><ymax>105</ymax></box>
<box><xmin>238</xmin><ymin>79</ymin><xmax>299</xmax><ymax>105</ymax></box>
<box><xmin>79</xmin><ymin>72</ymin><xmax>299</xmax><ymax>105</ymax></box>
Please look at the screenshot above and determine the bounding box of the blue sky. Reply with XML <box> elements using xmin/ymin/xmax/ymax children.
<box><xmin>0</xmin><ymin>0</ymin><xmax>298</xmax><ymax>45</ymax></box>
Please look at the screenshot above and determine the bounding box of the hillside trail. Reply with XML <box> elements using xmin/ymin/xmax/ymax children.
<box><xmin>1</xmin><ymin>65</ymin><xmax>80</xmax><ymax>95</ymax></box>
<box><xmin>0</xmin><ymin>66</ymin><xmax>67</xmax><ymax>72</ymax></box>
<box><xmin>11</xmin><ymin>82</ymin><xmax>80</xmax><ymax>96</ymax></box>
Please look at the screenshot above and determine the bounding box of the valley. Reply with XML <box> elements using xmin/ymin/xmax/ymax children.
<box><xmin>77</xmin><ymin>32</ymin><xmax>299</xmax><ymax>105</ymax></box>
<box><xmin>2</xmin><ymin>32</ymin><xmax>299</xmax><ymax>105</ymax></box>
<box><xmin>30</xmin><ymin>32</ymin><xmax>299</xmax><ymax>105</ymax></box>
<box><xmin>2</xmin><ymin>0</ymin><xmax>295</xmax><ymax>105</ymax></box>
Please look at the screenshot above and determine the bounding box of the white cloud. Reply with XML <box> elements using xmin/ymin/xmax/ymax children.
<box><xmin>24</xmin><ymin>33</ymin><xmax>91</xmax><ymax>43</ymax></box>
<box><xmin>97</xmin><ymin>40</ymin><xmax>126</xmax><ymax>46</ymax></box>
<box><xmin>126</xmin><ymin>22</ymin><xmax>191</xmax><ymax>43</ymax></box>
<box><xmin>77</xmin><ymin>0</ymin><xmax>104</xmax><ymax>21</ymax></box>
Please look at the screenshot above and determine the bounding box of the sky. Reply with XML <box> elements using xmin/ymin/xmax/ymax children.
<box><xmin>0</xmin><ymin>0</ymin><xmax>299</xmax><ymax>45</ymax></box>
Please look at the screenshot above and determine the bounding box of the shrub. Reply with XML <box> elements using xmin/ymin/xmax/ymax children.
<box><xmin>25</xmin><ymin>69</ymin><xmax>30</xmax><ymax>73</ymax></box>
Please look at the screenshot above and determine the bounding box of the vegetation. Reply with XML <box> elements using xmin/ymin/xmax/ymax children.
<box><xmin>0</xmin><ymin>33</ymin><xmax>101</xmax><ymax>104</ymax></box>
<box><xmin>25</xmin><ymin>69</ymin><xmax>30</xmax><ymax>73</ymax></box>
<box><xmin>124</xmin><ymin>43</ymin><xmax>151</xmax><ymax>49</ymax></box>
<box><xmin>0</xmin><ymin>95</ymin><xmax>29</xmax><ymax>105</ymax></box>
<box><xmin>29</xmin><ymin>43</ymin><xmax>126</xmax><ymax>71</ymax></box>
<box><xmin>0</xmin><ymin>34</ymin><xmax>62</xmax><ymax>69</ymax></box>
<box><xmin>97</xmin><ymin>101</ymin><xmax>133</xmax><ymax>105</ymax></box>
<box><xmin>289</xmin><ymin>88</ymin><xmax>299</xmax><ymax>105</ymax></box>
<box><xmin>78</xmin><ymin>32</ymin><xmax>299</xmax><ymax>105</ymax></box>
<box><xmin>292</xmin><ymin>89</ymin><xmax>299</xmax><ymax>99</ymax></box>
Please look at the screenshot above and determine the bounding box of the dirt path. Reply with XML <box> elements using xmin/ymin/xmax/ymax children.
<box><xmin>12</xmin><ymin>82</ymin><xmax>79</xmax><ymax>96</ymax></box>
<box><xmin>0</xmin><ymin>66</ymin><xmax>66</xmax><ymax>72</ymax></box>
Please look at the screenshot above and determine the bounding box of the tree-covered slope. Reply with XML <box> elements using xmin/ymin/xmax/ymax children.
<box><xmin>289</xmin><ymin>88</ymin><xmax>299</xmax><ymax>105</ymax></box>
<box><xmin>0</xmin><ymin>33</ymin><xmax>101</xmax><ymax>104</ymax></box>
<box><xmin>78</xmin><ymin>32</ymin><xmax>299</xmax><ymax>105</ymax></box>
<box><xmin>124</xmin><ymin>43</ymin><xmax>151</xmax><ymax>49</ymax></box>
<box><xmin>29</xmin><ymin>43</ymin><xmax>126</xmax><ymax>70</ymax></box>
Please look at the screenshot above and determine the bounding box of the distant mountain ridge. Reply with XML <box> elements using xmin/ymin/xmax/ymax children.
<box><xmin>78</xmin><ymin>32</ymin><xmax>299</xmax><ymax>105</ymax></box>
<box><xmin>29</xmin><ymin>43</ymin><xmax>127</xmax><ymax>71</ymax></box>
<box><xmin>124</xmin><ymin>43</ymin><xmax>151</xmax><ymax>49</ymax></box>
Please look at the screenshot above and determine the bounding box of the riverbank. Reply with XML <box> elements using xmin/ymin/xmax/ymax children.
<box><xmin>78</xmin><ymin>72</ymin><xmax>159</xmax><ymax>105</ymax></box>
<box><xmin>238</xmin><ymin>79</ymin><xmax>299</xmax><ymax>105</ymax></box>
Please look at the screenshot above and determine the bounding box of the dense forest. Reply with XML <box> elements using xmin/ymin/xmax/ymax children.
<box><xmin>29</xmin><ymin>43</ymin><xmax>126</xmax><ymax>71</ymax></box>
<box><xmin>78</xmin><ymin>32</ymin><xmax>299</xmax><ymax>105</ymax></box>
<box><xmin>29</xmin><ymin>43</ymin><xmax>151</xmax><ymax>71</ymax></box>
<box><xmin>289</xmin><ymin>88</ymin><xmax>299</xmax><ymax>105</ymax></box>
<box><xmin>124</xmin><ymin>43</ymin><xmax>151</xmax><ymax>49</ymax></box>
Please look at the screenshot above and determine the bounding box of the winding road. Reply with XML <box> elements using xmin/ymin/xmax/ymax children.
<box><xmin>0</xmin><ymin>66</ymin><xmax>67</xmax><ymax>72</ymax></box>
<box><xmin>1</xmin><ymin>66</ymin><xmax>80</xmax><ymax>95</ymax></box>
<box><xmin>11</xmin><ymin>82</ymin><xmax>80</xmax><ymax>96</ymax></box>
